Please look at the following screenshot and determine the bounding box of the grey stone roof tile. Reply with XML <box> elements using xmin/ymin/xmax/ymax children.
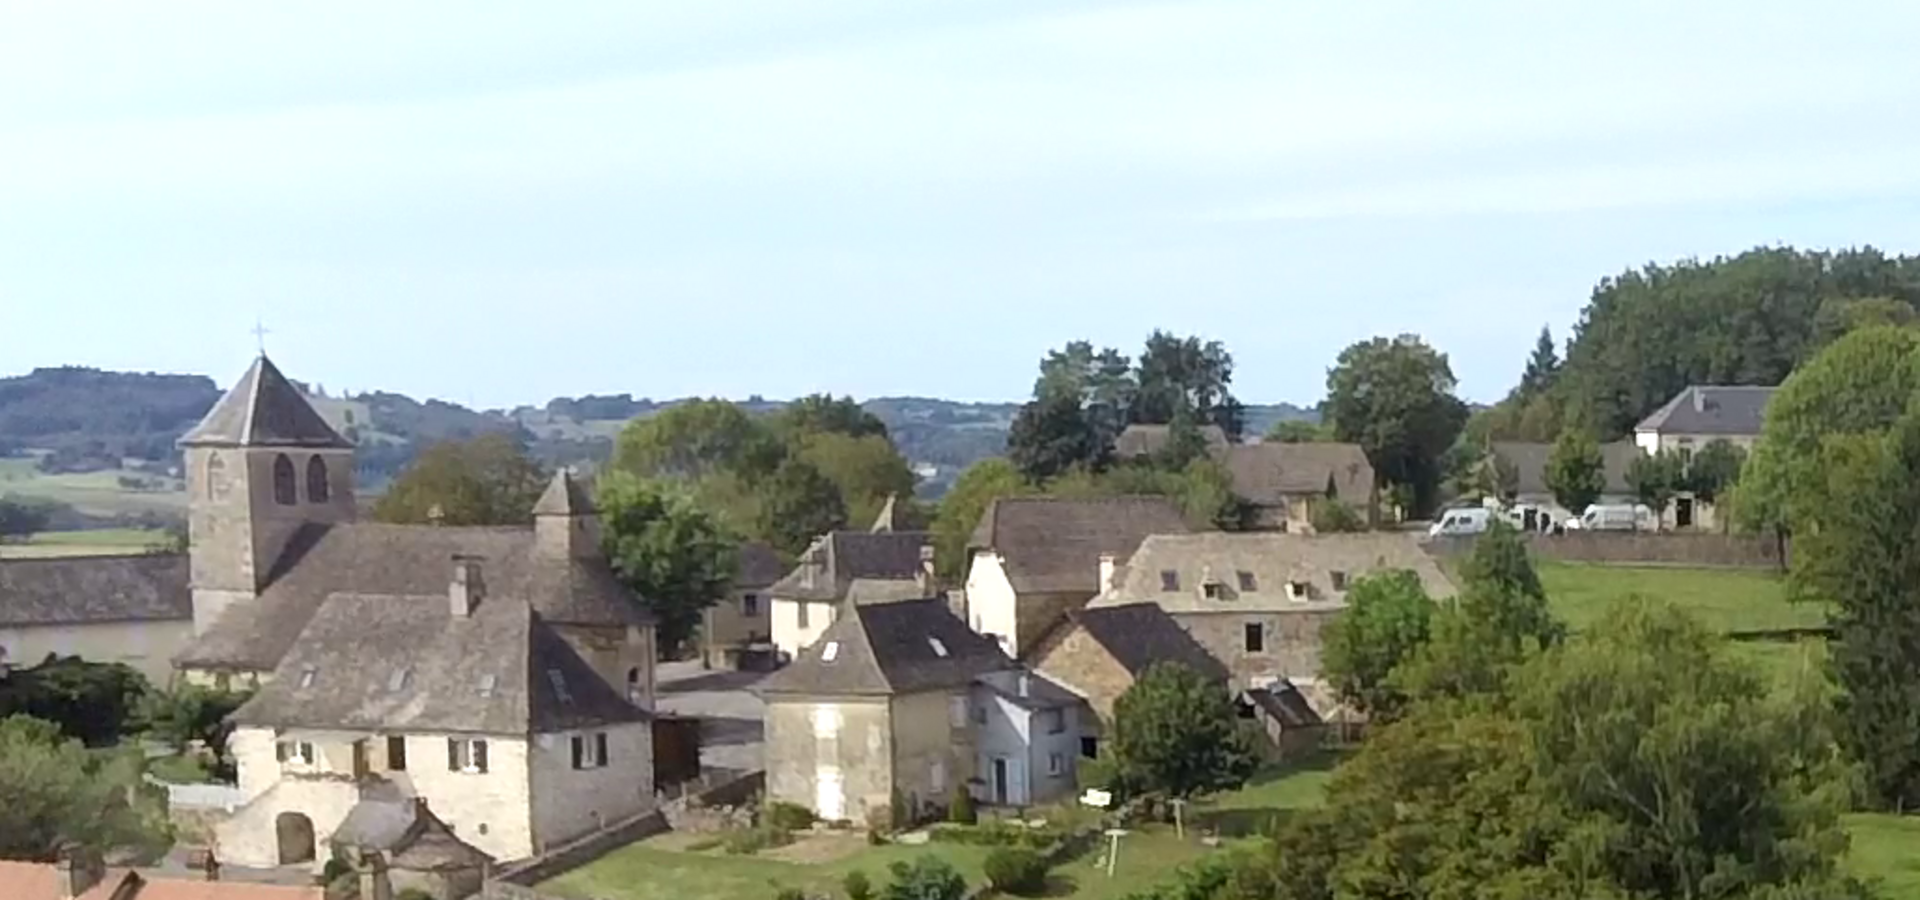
<box><xmin>178</xmin><ymin>355</ymin><xmax>352</xmax><ymax>449</ymax></box>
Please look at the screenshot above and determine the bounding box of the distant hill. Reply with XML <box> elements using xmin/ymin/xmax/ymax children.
<box><xmin>0</xmin><ymin>367</ymin><xmax>1318</xmax><ymax>503</ymax></box>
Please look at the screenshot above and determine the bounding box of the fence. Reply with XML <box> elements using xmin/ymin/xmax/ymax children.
<box><xmin>1425</xmin><ymin>532</ymin><xmax>1785</xmax><ymax>569</ymax></box>
<box><xmin>148</xmin><ymin>776</ymin><xmax>247</xmax><ymax>810</ymax></box>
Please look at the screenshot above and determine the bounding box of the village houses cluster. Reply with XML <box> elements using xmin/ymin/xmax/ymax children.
<box><xmin>0</xmin><ymin>355</ymin><xmax>1775</xmax><ymax>891</ymax></box>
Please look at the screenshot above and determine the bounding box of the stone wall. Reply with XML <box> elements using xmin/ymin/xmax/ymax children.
<box><xmin>1175</xmin><ymin>610</ymin><xmax>1340</xmax><ymax>686</ymax></box>
<box><xmin>1424</xmin><ymin>532</ymin><xmax>1784</xmax><ymax>569</ymax></box>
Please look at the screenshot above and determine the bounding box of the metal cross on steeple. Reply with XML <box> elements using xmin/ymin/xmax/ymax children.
<box><xmin>252</xmin><ymin>319</ymin><xmax>271</xmax><ymax>355</ymax></box>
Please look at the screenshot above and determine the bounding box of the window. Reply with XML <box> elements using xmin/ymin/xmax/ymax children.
<box><xmin>1236</xmin><ymin>571</ymin><xmax>1257</xmax><ymax>592</ymax></box>
<box><xmin>1202</xmin><ymin>582</ymin><xmax>1225</xmax><ymax>600</ymax></box>
<box><xmin>571</xmin><ymin>732</ymin><xmax>610</xmax><ymax>769</ymax></box>
<box><xmin>821</xmin><ymin>641</ymin><xmax>840</xmax><ymax>662</ymax></box>
<box><xmin>1244</xmin><ymin>623</ymin><xmax>1265</xmax><ymax>653</ymax></box>
<box><xmin>1288</xmin><ymin>581</ymin><xmax>1311</xmax><ymax>601</ymax></box>
<box><xmin>305</xmin><ymin>456</ymin><xmax>330</xmax><ymax>503</ymax></box>
<box><xmin>973</xmin><ymin>704</ymin><xmax>988</xmax><ymax>725</ymax></box>
<box><xmin>797</xmin><ymin>602</ymin><xmax>810</xmax><ymax>629</ymax></box>
<box><xmin>477</xmin><ymin>674</ymin><xmax>498</xmax><ymax>698</ymax></box>
<box><xmin>1159</xmin><ymin>570</ymin><xmax>1180</xmax><ymax>592</ymax></box>
<box><xmin>742</xmin><ymin>593</ymin><xmax>760</xmax><ymax>616</ymax></box>
<box><xmin>930</xmin><ymin>760</ymin><xmax>947</xmax><ymax>793</ymax></box>
<box><xmin>927</xmin><ymin>637</ymin><xmax>948</xmax><ymax>657</ymax></box>
<box><xmin>271</xmin><ymin>454</ymin><xmax>297</xmax><ymax>506</ymax></box>
<box><xmin>1237</xmin><ymin>699</ymin><xmax>1257</xmax><ymax>719</ymax></box>
<box><xmin>1080</xmin><ymin>736</ymin><xmax>1099</xmax><ymax>758</ymax></box>
<box><xmin>1044</xmin><ymin>708</ymin><xmax>1066</xmax><ymax>734</ymax></box>
<box><xmin>298</xmin><ymin>666</ymin><xmax>317</xmax><ymax>688</ymax></box>
<box><xmin>387</xmin><ymin>667</ymin><xmax>412</xmax><ymax>692</ymax></box>
<box><xmin>547</xmin><ymin>668</ymin><xmax>572</xmax><ymax>704</ymax></box>
<box><xmin>1330</xmin><ymin>571</ymin><xmax>1348</xmax><ymax>591</ymax></box>
<box><xmin>1048</xmin><ymin>752</ymin><xmax>1065</xmax><ymax>777</ymax></box>
<box><xmin>448</xmin><ymin>738</ymin><xmax>489</xmax><ymax>773</ymax></box>
<box><xmin>386</xmin><ymin>736</ymin><xmax>407</xmax><ymax>771</ymax></box>
<box><xmin>949</xmin><ymin>696</ymin><xmax>967</xmax><ymax>728</ymax></box>
<box><xmin>276</xmin><ymin>741</ymin><xmax>315</xmax><ymax>766</ymax></box>
<box><xmin>205</xmin><ymin>453</ymin><xmax>226</xmax><ymax>501</ymax></box>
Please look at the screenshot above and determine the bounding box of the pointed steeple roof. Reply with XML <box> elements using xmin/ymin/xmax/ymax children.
<box><xmin>178</xmin><ymin>355</ymin><xmax>352</xmax><ymax>449</ymax></box>
<box><xmin>869</xmin><ymin>493</ymin><xmax>904</xmax><ymax>533</ymax></box>
<box><xmin>533</xmin><ymin>468</ymin><xmax>595</xmax><ymax>517</ymax></box>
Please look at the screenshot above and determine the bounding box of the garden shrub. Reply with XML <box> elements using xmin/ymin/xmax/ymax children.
<box><xmin>843</xmin><ymin>869</ymin><xmax>873</xmax><ymax>900</ymax></box>
<box><xmin>723</xmin><ymin>824</ymin><xmax>793</xmax><ymax>855</ymax></box>
<box><xmin>765</xmin><ymin>800</ymin><xmax>818</xmax><ymax>832</ymax></box>
<box><xmin>983</xmin><ymin>847</ymin><xmax>1049</xmax><ymax>897</ymax></box>
<box><xmin>947</xmin><ymin>785</ymin><xmax>976</xmax><ymax>825</ymax></box>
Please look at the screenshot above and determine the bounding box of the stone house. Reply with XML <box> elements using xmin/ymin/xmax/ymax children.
<box><xmin>760</xmin><ymin>598</ymin><xmax>1044</xmax><ymax>826</ymax></box>
<box><xmin>1087</xmin><ymin>532</ymin><xmax>1454</xmax><ymax>712</ymax></box>
<box><xmin>150</xmin><ymin>356</ymin><xmax>659</xmax><ymax>866</ymax></box>
<box><xmin>0</xmin><ymin>554</ymin><xmax>191</xmax><ymax>683</ymax></box>
<box><xmin>1237</xmin><ymin>680</ymin><xmax>1326</xmax><ymax>759</ymax></box>
<box><xmin>1110</xmin><ymin>424</ymin><xmax>1376</xmax><ymax>531</ymax></box>
<box><xmin>766</xmin><ymin>528</ymin><xmax>934</xmax><ymax>660</ymax></box>
<box><xmin>328</xmin><ymin>785</ymin><xmax>492</xmax><ymax>900</ymax></box>
<box><xmin>701</xmin><ymin>541</ymin><xmax>785</xmax><ymax>669</ymax></box>
<box><xmin>1025</xmin><ymin>601</ymin><xmax>1227</xmax><ymax>758</ymax></box>
<box><xmin>1489</xmin><ymin>440</ymin><xmax>1640</xmax><ymax>524</ymax></box>
<box><xmin>970</xmin><ymin>668</ymin><xmax>1084</xmax><ymax>807</ymax></box>
<box><xmin>961</xmin><ymin>496</ymin><xmax>1188</xmax><ymax>656</ymax></box>
<box><xmin>1633</xmin><ymin>385</ymin><xmax>1777</xmax><ymax>530</ymax></box>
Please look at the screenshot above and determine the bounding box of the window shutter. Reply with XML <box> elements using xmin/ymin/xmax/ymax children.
<box><xmin>474</xmin><ymin>740</ymin><xmax>489</xmax><ymax>773</ymax></box>
<box><xmin>447</xmin><ymin>739</ymin><xmax>460</xmax><ymax>771</ymax></box>
<box><xmin>276</xmin><ymin>742</ymin><xmax>288</xmax><ymax>763</ymax></box>
<box><xmin>595</xmin><ymin>732</ymin><xmax>609</xmax><ymax>766</ymax></box>
<box><xmin>571</xmin><ymin>736</ymin><xmax>583</xmax><ymax>770</ymax></box>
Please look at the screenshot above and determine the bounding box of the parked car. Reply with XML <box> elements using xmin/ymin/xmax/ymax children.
<box><xmin>1580</xmin><ymin>503</ymin><xmax>1656</xmax><ymax>532</ymax></box>
<box><xmin>1429</xmin><ymin>506</ymin><xmax>1493</xmax><ymax>537</ymax></box>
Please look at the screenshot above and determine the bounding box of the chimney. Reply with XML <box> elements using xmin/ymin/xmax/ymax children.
<box><xmin>916</xmin><ymin>544</ymin><xmax>936</xmax><ymax>597</ymax></box>
<box><xmin>801</xmin><ymin>541</ymin><xmax>824</xmax><ymax>590</ymax></box>
<box><xmin>1692</xmin><ymin>388</ymin><xmax>1706</xmax><ymax>413</ymax></box>
<box><xmin>358</xmin><ymin>853</ymin><xmax>394</xmax><ymax>900</ymax></box>
<box><xmin>450</xmin><ymin>556</ymin><xmax>485</xmax><ymax>617</ymax></box>
<box><xmin>1018</xmin><ymin>672</ymin><xmax>1030</xmax><ymax>697</ymax></box>
<box><xmin>1097</xmin><ymin>553</ymin><xmax>1117</xmax><ymax>594</ymax></box>
<box><xmin>57</xmin><ymin>846</ymin><xmax>105</xmax><ymax>898</ymax></box>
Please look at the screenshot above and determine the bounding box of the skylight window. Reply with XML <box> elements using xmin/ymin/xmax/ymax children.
<box><xmin>821</xmin><ymin>641</ymin><xmax>840</xmax><ymax>662</ymax></box>
<box><xmin>1160</xmin><ymin>570</ymin><xmax>1180</xmax><ymax>591</ymax></box>
<box><xmin>298</xmin><ymin>666</ymin><xmax>317</xmax><ymax>688</ymax></box>
<box><xmin>477</xmin><ymin>674</ymin><xmax>498</xmax><ymax>698</ymax></box>
<box><xmin>388</xmin><ymin>667</ymin><xmax>412</xmax><ymax>692</ymax></box>
<box><xmin>928</xmin><ymin>637</ymin><xmax>948</xmax><ymax>657</ymax></box>
<box><xmin>547</xmin><ymin>668</ymin><xmax>573</xmax><ymax>704</ymax></box>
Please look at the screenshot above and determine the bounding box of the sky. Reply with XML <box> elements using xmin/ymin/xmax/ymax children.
<box><xmin>4</xmin><ymin>1</ymin><xmax>1920</xmax><ymax>410</ymax></box>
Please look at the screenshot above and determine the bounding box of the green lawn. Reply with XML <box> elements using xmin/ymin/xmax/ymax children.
<box><xmin>146</xmin><ymin>752</ymin><xmax>214</xmax><ymax>784</ymax></box>
<box><xmin>1537</xmin><ymin>561</ymin><xmax>1826</xmax><ymax>634</ymax></box>
<box><xmin>0</xmin><ymin>528</ymin><xmax>168</xmax><ymax>559</ymax></box>
<box><xmin>1847</xmin><ymin>813</ymin><xmax>1920</xmax><ymax>896</ymax></box>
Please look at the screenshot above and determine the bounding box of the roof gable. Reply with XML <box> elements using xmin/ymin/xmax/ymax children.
<box><xmin>760</xmin><ymin>598</ymin><xmax>1010</xmax><ymax>696</ymax></box>
<box><xmin>1113</xmin><ymin>424</ymin><xmax>1230</xmax><ymax>459</ymax></box>
<box><xmin>1067</xmin><ymin>602</ymin><xmax>1229</xmax><ymax>681</ymax></box>
<box><xmin>1221</xmin><ymin>443</ymin><xmax>1374</xmax><ymax>506</ymax></box>
<box><xmin>532</xmin><ymin>469</ymin><xmax>595</xmax><ymax>516</ymax></box>
<box><xmin>179</xmin><ymin>355</ymin><xmax>351</xmax><ymax>449</ymax></box>
<box><xmin>766</xmin><ymin>530</ymin><xmax>930</xmax><ymax>602</ymax></box>
<box><xmin>967</xmin><ymin>496</ymin><xmax>1189</xmax><ymax>594</ymax></box>
<box><xmin>1634</xmin><ymin>385</ymin><xmax>1776</xmax><ymax>436</ymax></box>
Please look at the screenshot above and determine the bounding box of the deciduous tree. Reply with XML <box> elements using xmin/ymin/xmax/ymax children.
<box><xmin>371</xmin><ymin>434</ymin><xmax>548</xmax><ymax>526</ymax></box>
<box><xmin>774</xmin><ymin>394</ymin><xmax>889</xmax><ymax>441</ymax></box>
<box><xmin>1109</xmin><ymin>661</ymin><xmax>1257</xmax><ymax>799</ymax></box>
<box><xmin>1264</xmin><ymin>419</ymin><xmax>1330</xmax><ymax>443</ymax></box>
<box><xmin>1544</xmin><ymin>428</ymin><xmax>1605</xmax><ymax>516</ymax></box>
<box><xmin>1324</xmin><ymin>335</ymin><xmax>1469</xmax><ymax>516</ymax></box>
<box><xmin>1133</xmin><ymin>331</ymin><xmax>1242</xmax><ymax>439</ymax></box>
<box><xmin>597</xmin><ymin>473</ymin><xmax>740</xmax><ymax>657</ymax></box>
<box><xmin>1006</xmin><ymin>391</ymin><xmax>1104</xmax><ymax>484</ymax></box>
<box><xmin>0</xmin><ymin>715</ymin><xmax>172</xmax><ymax>862</ymax></box>
<box><xmin>794</xmin><ymin>432</ymin><xmax>918</xmax><ymax>530</ymax></box>
<box><xmin>611</xmin><ymin>399</ymin><xmax>783</xmax><ymax>482</ymax></box>
<box><xmin>930</xmin><ymin>460</ymin><xmax>1033</xmax><ymax>580</ymax></box>
<box><xmin>1319</xmin><ymin>570</ymin><xmax>1435</xmax><ymax>720</ymax></box>
<box><xmin>753</xmin><ymin>459</ymin><xmax>847</xmax><ymax>559</ymax></box>
<box><xmin>1625</xmin><ymin>449</ymin><xmax>1683</xmax><ymax>520</ymax></box>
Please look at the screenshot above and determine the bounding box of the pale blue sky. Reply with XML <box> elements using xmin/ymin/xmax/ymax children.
<box><xmin>4</xmin><ymin>1</ymin><xmax>1918</xmax><ymax>409</ymax></box>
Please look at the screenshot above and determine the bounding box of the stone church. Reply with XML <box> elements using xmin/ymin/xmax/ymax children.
<box><xmin>4</xmin><ymin>355</ymin><xmax>662</xmax><ymax>867</ymax></box>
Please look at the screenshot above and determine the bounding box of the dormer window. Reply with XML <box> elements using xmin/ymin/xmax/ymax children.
<box><xmin>821</xmin><ymin>641</ymin><xmax>840</xmax><ymax>662</ymax></box>
<box><xmin>1160</xmin><ymin>570</ymin><xmax>1180</xmax><ymax>591</ymax></box>
<box><xmin>298</xmin><ymin>666</ymin><xmax>317</xmax><ymax>688</ymax></box>
<box><xmin>1236</xmin><ymin>571</ymin><xmax>1257</xmax><ymax>592</ymax></box>
<box><xmin>1202</xmin><ymin>582</ymin><xmax>1226</xmax><ymax>600</ymax></box>
<box><xmin>1330</xmin><ymin>571</ymin><xmax>1349</xmax><ymax>591</ymax></box>
<box><xmin>928</xmin><ymin>637</ymin><xmax>949</xmax><ymax>658</ymax></box>
<box><xmin>1287</xmin><ymin>581</ymin><xmax>1311</xmax><ymax>601</ymax></box>
<box><xmin>276</xmin><ymin>740</ymin><xmax>315</xmax><ymax>766</ymax></box>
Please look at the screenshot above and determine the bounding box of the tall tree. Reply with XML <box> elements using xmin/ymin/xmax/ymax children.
<box><xmin>1685</xmin><ymin>438</ymin><xmax>1746</xmax><ymax>511</ymax></box>
<box><xmin>597</xmin><ymin>473</ymin><xmax>740</xmax><ymax>657</ymax></box>
<box><xmin>754</xmin><ymin>459</ymin><xmax>848</xmax><ymax>558</ymax></box>
<box><xmin>1319</xmin><ymin>570</ymin><xmax>1435</xmax><ymax>721</ymax></box>
<box><xmin>793</xmin><ymin>432</ymin><xmax>918</xmax><ymax>530</ymax></box>
<box><xmin>1109</xmin><ymin>661</ymin><xmax>1258</xmax><ymax>799</ymax></box>
<box><xmin>371</xmin><ymin>434</ymin><xmax>548</xmax><ymax>526</ymax></box>
<box><xmin>0</xmin><ymin>715</ymin><xmax>172</xmax><ymax>862</ymax></box>
<box><xmin>1265</xmin><ymin>419</ymin><xmax>1331</xmax><ymax>443</ymax></box>
<box><xmin>929</xmin><ymin>459</ymin><xmax>1033</xmax><ymax>581</ymax></box>
<box><xmin>1324</xmin><ymin>334</ymin><xmax>1470</xmax><ymax>516</ymax></box>
<box><xmin>1544</xmin><ymin>428</ymin><xmax>1606</xmax><ymax>515</ymax></box>
<box><xmin>1625</xmin><ymin>449</ymin><xmax>1683</xmax><ymax>520</ymax></box>
<box><xmin>1131</xmin><ymin>331</ymin><xmax>1242</xmax><ymax>439</ymax></box>
<box><xmin>1517</xmin><ymin>325</ymin><xmax>1561</xmax><ymax>398</ymax></box>
<box><xmin>1789</xmin><ymin>411</ymin><xmax>1920</xmax><ymax>810</ymax></box>
<box><xmin>611</xmin><ymin>399</ymin><xmax>783</xmax><ymax>482</ymax></box>
<box><xmin>775</xmin><ymin>394</ymin><xmax>889</xmax><ymax>442</ymax></box>
<box><xmin>1005</xmin><ymin>391</ymin><xmax>1104</xmax><ymax>484</ymax></box>
<box><xmin>1034</xmin><ymin>340</ymin><xmax>1136</xmax><ymax>456</ymax></box>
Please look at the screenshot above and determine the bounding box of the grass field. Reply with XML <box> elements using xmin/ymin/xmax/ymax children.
<box><xmin>0</xmin><ymin>528</ymin><xmax>169</xmax><ymax>559</ymax></box>
<box><xmin>1848</xmin><ymin>813</ymin><xmax>1920</xmax><ymax>896</ymax></box>
<box><xmin>0</xmin><ymin>456</ymin><xmax>186</xmax><ymax>518</ymax></box>
<box><xmin>1536</xmin><ymin>561</ymin><xmax>1826</xmax><ymax>634</ymax></box>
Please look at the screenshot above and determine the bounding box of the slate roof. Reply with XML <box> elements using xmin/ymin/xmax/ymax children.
<box><xmin>230</xmin><ymin>589</ymin><xmax>647</xmax><ymax>735</ymax></box>
<box><xmin>1113</xmin><ymin>424</ymin><xmax>1230</xmax><ymax>459</ymax></box>
<box><xmin>178</xmin><ymin>355</ymin><xmax>352</xmax><ymax>449</ymax></box>
<box><xmin>1091</xmin><ymin>532</ymin><xmax>1455</xmax><ymax>613</ymax></box>
<box><xmin>759</xmin><ymin>598</ymin><xmax>1011</xmax><ymax>696</ymax></box>
<box><xmin>735</xmin><ymin>542</ymin><xmax>787</xmax><ymax>590</ymax></box>
<box><xmin>766</xmin><ymin>530</ymin><xmax>931</xmax><ymax>603</ymax></box>
<box><xmin>1220</xmin><ymin>443</ymin><xmax>1374</xmax><ymax>506</ymax></box>
<box><xmin>1491</xmin><ymin>440</ymin><xmax>1638</xmax><ymax>496</ymax></box>
<box><xmin>1634</xmin><ymin>385</ymin><xmax>1777</xmax><ymax>436</ymax></box>
<box><xmin>967</xmin><ymin>496</ymin><xmax>1189</xmax><ymax>595</ymax></box>
<box><xmin>974</xmin><ymin>668</ymin><xmax>1085</xmax><ymax>710</ymax></box>
<box><xmin>1065</xmin><ymin>602</ymin><xmax>1229</xmax><ymax>682</ymax></box>
<box><xmin>0</xmin><ymin>861</ymin><xmax>324</xmax><ymax>900</ymax></box>
<box><xmin>0</xmin><ymin>554</ymin><xmax>189</xmax><ymax>627</ymax></box>
<box><xmin>532</xmin><ymin>469</ymin><xmax>595</xmax><ymax>516</ymax></box>
<box><xmin>1242</xmin><ymin>680</ymin><xmax>1323</xmax><ymax>728</ymax></box>
<box><xmin>331</xmin><ymin>787</ymin><xmax>493</xmax><ymax>869</ymax></box>
<box><xmin>176</xmin><ymin>522</ymin><xmax>649</xmax><ymax>673</ymax></box>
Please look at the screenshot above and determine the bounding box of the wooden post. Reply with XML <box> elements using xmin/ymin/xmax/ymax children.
<box><xmin>1103</xmin><ymin>829</ymin><xmax>1128</xmax><ymax>877</ymax></box>
<box><xmin>1170</xmin><ymin>799</ymin><xmax>1186</xmax><ymax>839</ymax></box>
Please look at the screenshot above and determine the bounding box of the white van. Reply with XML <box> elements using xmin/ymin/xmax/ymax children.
<box><xmin>1429</xmin><ymin>506</ymin><xmax>1492</xmax><ymax>537</ymax></box>
<box><xmin>1580</xmin><ymin>503</ymin><xmax>1655</xmax><ymax>532</ymax></box>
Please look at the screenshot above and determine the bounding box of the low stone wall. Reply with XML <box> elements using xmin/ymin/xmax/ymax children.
<box><xmin>1425</xmin><ymin>532</ymin><xmax>1785</xmax><ymax>569</ymax></box>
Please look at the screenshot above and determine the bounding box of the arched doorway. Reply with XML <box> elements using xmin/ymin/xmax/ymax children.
<box><xmin>275</xmin><ymin>811</ymin><xmax>316</xmax><ymax>865</ymax></box>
